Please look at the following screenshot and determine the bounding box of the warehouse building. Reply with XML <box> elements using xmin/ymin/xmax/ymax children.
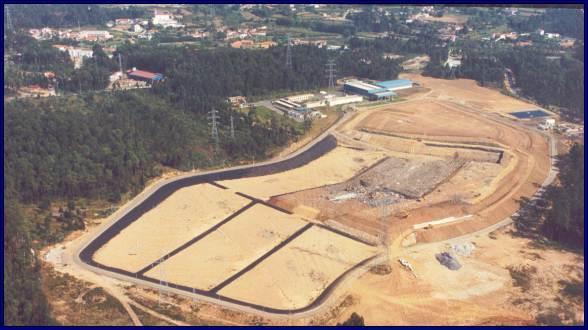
<box><xmin>273</xmin><ymin>99</ymin><xmax>305</xmax><ymax>112</ymax></box>
<box><xmin>374</xmin><ymin>79</ymin><xmax>413</xmax><ymax>91</ymax></box>
<box><xmin>126</xmin><ymin>68</ymin><xmax>164</xmax><ymax>83</ymax></box>
<box><xmin>343</xmin><ymin>80</ymin><xmax>396</xmax><ymax>100</ymax></box>
<box><xmin>285</xmin><ymin>93</ymin><xmax>315</xmax><ymax>103</ymax></box>
<box><xmin>327</xmin><ymin>95</ymin><xmax>363</xmax><ymax>107</ymax></box>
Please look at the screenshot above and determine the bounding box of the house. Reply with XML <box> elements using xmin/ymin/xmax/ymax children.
<box><xmin>231</xmin><ymin>40</ymin><xmax>254</xmax><ymax>49</ymax></box>
<box><xmin>53</xmin><ymin>45</ymin><xmax>93</xmax><ymax>69</ymax></box>
<box><xmin>228</xmin><ymin>96</ymin><xmax>248</xmax><ymax>108</ymax></box>
<box><xmin>153</xmin><ymin>10</ymin><xmax>183</xmax><ymax>28</ymax></box>
<box><xmin>516</xmin><ymin>41</ymin><xmax>533</xmax><ymax>47</ymax></box>
<box><xmin>545</xmin><ymin>32</ymin><xmax>560</xmax><ymax>39</ymax></box>
<box><xmin>257</xmin><ymin>41</ymin><xmax>276</xmax><ymax>49</ymax></box>
<box><xmin>230</xmin><ymin>40</ymin><xmax>276</xmax><ymax>49</ymax></box>
<box><xmin>131</xmin><ymin>24</ymin><xmax>143</xmax><ymax>33</ymax></box>
<box><xmin>43</xmin><ymin>71</ymin><xmax>56</xmax><ymax>79</ymax></box>
<box><xmin>79</xmin><ymin>30</ymin><xmax>112</xmax><ymax>41</ymax></box>
<box><xmin>115</xmin><ymin>18</ymin><xmax>135</xmax><ymax>26</ymax></box>
<box><xmin>560</xmin><ymin>38</ymin><xmax>576</xmax><ymax>48</ymax></box>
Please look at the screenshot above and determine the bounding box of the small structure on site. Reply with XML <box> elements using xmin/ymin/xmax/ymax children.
<box><xmin>435</xmin><ymin>252</ymin><xmax>461</xmax><ymax>270</ymax></box>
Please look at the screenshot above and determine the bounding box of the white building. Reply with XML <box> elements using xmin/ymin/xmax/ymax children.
<box><xmin>326</xmin><ymin>95</ymin><xmax>363</xmax><ymax>107</ymax></box>
<box><xmin>131</xmin><ymin>24</ymin><xmax>143</xmax><ymax>33</ymax></box>
<box><xmin>286</xmin><ymin>93</ymin><xmax>315</xmax><ymax>103</ymax></box>
<box><xmin>305</xmin><ymin>100</ymin><xmax>327</xmax><ymax>109</ymax></box>
<box><xmin>79</xmin><ymin>30</ymin><xmax>112</xmax><ymax>41</ymax></box>
<box><xmin>545</xmin><ymin>33</ymin><xmax>560</xmax><ymax>39</ymax></box>
<box><xmin>53</xmin><ymin>45</ymin><xmax>93</xmax><ymax>69</ymax></box>
<box><xmin>153</xmin><ymin>10</ymin><xmax>184</xmax><ymax>28</ymax></box>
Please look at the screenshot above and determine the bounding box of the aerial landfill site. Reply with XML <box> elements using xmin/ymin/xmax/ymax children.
<box><xmin>45</xmin><ymin>74</ymin><xmax>581</xmax><ymax>326</ymax></box>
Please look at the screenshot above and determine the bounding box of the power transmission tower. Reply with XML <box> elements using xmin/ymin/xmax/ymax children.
<box><xmin>285</xmin><ymin>34</ymin><xmax>292</xmax><ymax>69</ymax></box>
<box><xmin>118</xmin><ymin>53</ymin><xmax>123</xmax><ymax>76</ymax></box>
<box><xmin>230</xmin><ymin>115</ymin><xmax>235</xmax><ymax>139</ymax></box>
<box><xmin>208</xmin><ymin>109</ymin><xmax>220</xmax><ymax>154</ymax></box>
<box><xmin>5</xmin><ymin>5</ymin><xmax>13</xmax><ymax>35</ymax></box>
<box><xmin>325</xmin><ymin>59</ymin><xmax>337</xmax><ymax>90</ymax></box>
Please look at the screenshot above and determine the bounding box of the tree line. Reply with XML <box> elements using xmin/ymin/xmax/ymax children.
<box><xmin>5</xmin><ymin>4</ymin><xmax>149</xmax><ymax>29</ymax></box>
<box><xmin>542</xmin><ymin>143</ymin><xmax>584</xmax><ymax>249</ymax></box>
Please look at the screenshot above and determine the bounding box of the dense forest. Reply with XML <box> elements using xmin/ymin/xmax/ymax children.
<box><xmin>4</xmin><ymin>196</ymin><xmax>53</xmax><ymax>325</ymax></box>
<box><xmin>542</xmin><ymin>144</ymin><xmax>584</xmax><ymax>249</ymax></box>
<box><xmin>5</xmin><ymin>4</ymin><xmax>149</xmax><ymax>28</ymax></box>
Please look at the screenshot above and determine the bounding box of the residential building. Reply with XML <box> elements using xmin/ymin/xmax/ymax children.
<box><xmin>79</xmin><ymin>30</ymin><xmax>112</xmax><ymax>41</ymax></box>
<box><xmin>153</xmin><ymin>10</ymin><xmax>184</xmax><ymax>28</ymax></box>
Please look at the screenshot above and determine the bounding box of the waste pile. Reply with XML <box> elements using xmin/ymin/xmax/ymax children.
<box><xmin>435</xmin><ymin>252</ymin><xmax>462</xmax><ymax>270</ymax></box>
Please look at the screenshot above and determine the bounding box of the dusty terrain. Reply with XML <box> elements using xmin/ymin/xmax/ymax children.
<box><xmin>402</xmin><ymin>73</ymin><xmax>538</xmax><ymax>113</ymax></box>
<box><xmin>333</xmin><ymin>225</ymin><xmax>584</xmax><ymax>326</ymax></box>
<box><xmin>218</xmin><ymin>225</ymin><xmax>377</xmax><ymax>310</ymax></box>
<box><xmin>220</xmin><ymin>146</ymin><xmax>387</xmax><ymax>200</ymax></box>
<box><xmin>93</xmin><ymin>183</ymin><xmax>250</xmax><ymax>272</ymax></box>
<box><xmin>41</xmin><ymin>74</ymin><xmax>579</xmax><ymax>325</ymax></box>
<box><xmin>144</xmin><ymin>204</ymin><xmax>307</xmax><ymax>290</ymax></box>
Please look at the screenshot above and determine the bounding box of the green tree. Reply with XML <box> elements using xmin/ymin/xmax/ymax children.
<box><xmin>337</xmin><ymin>312</ymin><xmax>365</xmax><ymax>326</ymax></box>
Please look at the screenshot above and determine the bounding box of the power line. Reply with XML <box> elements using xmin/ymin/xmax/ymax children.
<box><xmin>5</xmin><ymin>5</ymin><xmax>13</xmax><ymax>35</ymax></box>
<box><xmin>285</xmin><ymin>34</ymin><xmax>292</xmax><ymax>70</ymax></box>
<box><xmin>230</xmin><ymin>115</ymin><xmax>235</xmax><ymax>139</ymax></box>
<box><xmin>118</xmin><ymin>53</ymin><xmax>123</xmax><ymax>76</ymax></box>
<box><xmin>325</xmin><ymin>59</ymin><xmax>337</xmax><ymax>90</ymax></box>
<box><xmin>208</xmin><ymin>109</ymin><xmax>220</xmax><ymax>154</ymax></box>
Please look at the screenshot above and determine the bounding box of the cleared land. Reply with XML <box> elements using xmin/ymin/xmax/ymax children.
<box><xmin>71</xmin><ymin>74</ymin><xmax>556</xmax><ymax>323</ymax></box>
<box><xmin>218</xmin><ymin>225</ymin><xmax>377</xmax><ymax>310</ymax></box>
<box><xmin>336</xmin><ymin>156</ymin><xmax>465</xmax><ymax>199</ymax></box>
<box><xmin>276</xmin><ymin>91</ymin><xmax>549</xmax><ymax>245</ymax></box>
<box><xmin>402</xmin><ymin>73</ymin><xmax>537</xmax><ymax>113</ymax></box>
<box><xmin>144</xmin><ymin>204</ymin><xmax>307</xmax><ymax>291</ymax></box>
<box><xmin>336</xmin><ymin>225</ymin><xmax>583</xmax><ymax>326</ymax></box>
<box><xmin>93</xmin><ymin>184</ymin><xmax>250</xmax><ymax>273</ymax></box>
<box><xmin>219</xmin><ymin>147</ymin><xmax>388</xmax><ymax>200</ymax></box>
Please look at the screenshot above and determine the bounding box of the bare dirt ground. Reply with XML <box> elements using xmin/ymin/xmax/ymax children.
<box><xmin>333</xmin><ymin>225</ymin><xmax>584</xmax><ymax>326</ymax></box>
<box><xmin>93</xmin><ymin>183</ymin><xmax>250</xmax><ymax>273</ymax></box>
<box><xmin>220</xmin><ymin>147</ymin><xmax>388</xmax><ymax>200</ymax></box>
<box><xmin>401</xmin><ymin>73</ymin><xmax>538</xmax><ymax>113</ymax></box>
<box><xmin>218</xmin><ymin>225</ymin><xmax>377</xmax><ymax>310</ymax></box>
<box><xmin>402</xmin><ymin>55</ymin><xmax>430</xmax><ymax>72</ymax></box>
<box><xmin>145</xmin><ymin>204</ymin><xmax>307</xmax><ymax>291</ymax></box>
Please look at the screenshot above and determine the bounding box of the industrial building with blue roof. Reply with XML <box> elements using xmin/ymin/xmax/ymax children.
<box><xmin>343</xmin><ymin>79</ymin><xmax>413</xmax><ymax>100</ymax></box>
<box><xmin>375</xmin><ymin>79</ymin><xmax>413</xmax><ymax>91</ymax></box>
<box><xmin>343</xmin><ymin>80</ymin><xmax>396</xmax><ymax>100</ymax></box>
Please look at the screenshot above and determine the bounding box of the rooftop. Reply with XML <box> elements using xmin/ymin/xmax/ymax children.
<box><xmin>344</xmin><ymin>80</ymin><xmax>383</xmax><ymax>91</ymax></box>
<box><xmin>127</xmin><ymin>69</ymin><xmax>164</xmax><ymax>81</ymax></box>
<box><xmin>375</xmin><ymin>79</ymin><xmax>413</xmax><ymax>89</ymax></box>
